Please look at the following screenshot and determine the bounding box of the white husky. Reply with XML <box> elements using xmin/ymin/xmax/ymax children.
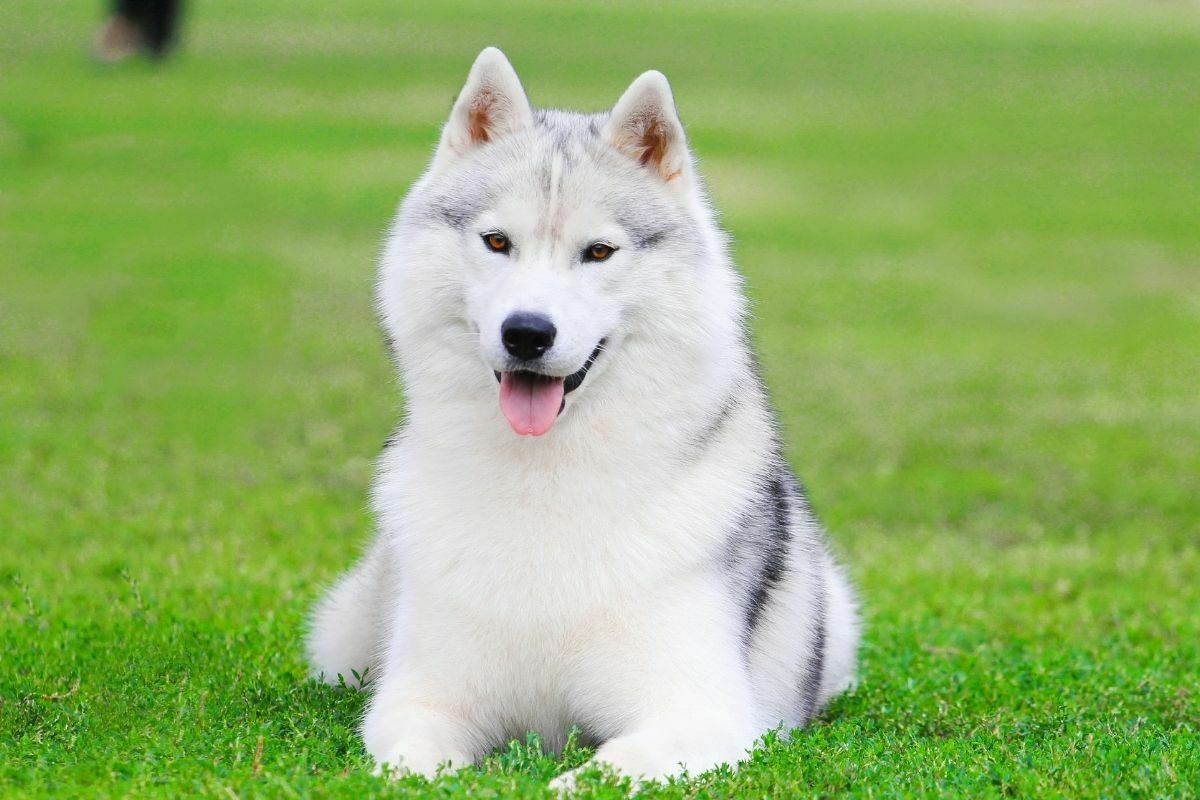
<box><xmin>307</xmin><ymin>48</ymin><xmax>860</xmax><ymax>788</ymax></box>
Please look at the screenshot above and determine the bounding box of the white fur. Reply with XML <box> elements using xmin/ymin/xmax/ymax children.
<box><xmin>307</xmin><ymin>47</ymin><xmax>860</xmax><ymax>789</ymax></box>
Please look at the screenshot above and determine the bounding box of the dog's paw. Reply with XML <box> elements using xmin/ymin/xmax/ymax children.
<box><xmin>550</xmin><ymin>730</ymin><xmax>744</xmax><ymax>792</ymax></box>
<box><xmin>548</xmin><ymin>760</ymin><xmax>650</xmax><ymax>795</ymax></box>
<box><xmin>548</xmin><ymin>766</ymin><xmax>582</xmax><ymax>794</ymax></box>
<box><xmin>371</xmin><ymin>738</ymin><xmax>466</xmax><ymax>780</ymax></box>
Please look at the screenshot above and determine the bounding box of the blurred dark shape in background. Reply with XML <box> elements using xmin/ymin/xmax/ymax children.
<box><xmin>94</xmin><ymin>0</ymin><xmax>184</xmax><ymax>62</ymax></box>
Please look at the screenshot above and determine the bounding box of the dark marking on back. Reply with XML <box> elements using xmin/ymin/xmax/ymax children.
<box><xmin>745</xmin><ymin>470</ymin><xmax>792</xmax><ymax>635</ymax></box>
<box><xmin>800</xmin><ymin>575</ymin><xmax>828</xmax><ymax>723</ymax></box>
<box><xmin>691</xmin><ymin>393</ymin><xmax>738</xmax><ymax>458</ymax></box>
<box><xmin>383</xmin><ymin>334</ymin><xmax>399</xmax><ymax>364</ymax></box>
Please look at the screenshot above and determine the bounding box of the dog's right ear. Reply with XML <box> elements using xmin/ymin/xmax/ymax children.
<box><xmin>431</xmin><ymin>48</ymin><xmax>533</xmax><ymax>174</ymax></box>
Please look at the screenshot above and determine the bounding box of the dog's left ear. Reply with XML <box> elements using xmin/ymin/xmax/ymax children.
<box><xmin>604</xmin><ymin>71</ymin><xmax>690</xmax><ymax>186</ymax></box>
<box><xmin>432</xmin><ymin>47</ymin><xmax>533</xmax><ymax>173</ymax></box>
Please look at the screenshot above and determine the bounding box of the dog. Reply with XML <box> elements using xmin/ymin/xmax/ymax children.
<box><xmin>306</xmin><ymin>47</ymin><xmax>860</xmax><ymax>788</ymax></box>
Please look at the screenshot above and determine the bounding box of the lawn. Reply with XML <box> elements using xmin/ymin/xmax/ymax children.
<box><xmin>1</xmin><ymin>0</ymin><xmax>1198</xmax><ymax>796</ymax></box>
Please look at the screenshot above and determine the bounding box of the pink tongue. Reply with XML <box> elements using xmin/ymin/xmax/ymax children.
<box><xmin>499</xmin><ymin>373</ymin><xmax>566</xmax><ymax>436</ymax></box>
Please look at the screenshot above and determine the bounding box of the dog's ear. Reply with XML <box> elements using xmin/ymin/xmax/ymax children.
<box><xmin>604</xmin><ymin>71</ymin><xmax>690</xmax><ymax>185</ymax></box>
<box><xmin>432</xmin><ymin>47</ymin><xmax>533</xmax><ymax>173</ymax></box>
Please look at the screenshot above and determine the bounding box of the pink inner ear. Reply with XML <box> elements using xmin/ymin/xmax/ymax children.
<box><xmin>467</xmin><ymin>89</ymin><xmax>497</xmax><ymax>144</ymax></box>
<box><xmin>616</xmin><ymin>110</ymin><xmax>682</xmax><ymax>182</ymax></box>
<box><xmin>637</xmin><ymin>118</ymin><xmax>668</xmax><ymax>169</ymax></box>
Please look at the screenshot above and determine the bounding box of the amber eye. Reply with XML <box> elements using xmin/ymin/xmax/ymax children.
<box><xmin>482</xmin><ymin>232</ymin><xmax>511</xmax><ymax>254</ymax></box>
<box><xmin>584</xmin><ymin>242</ymin><xmax>617</xmax><ymax>262</ymax></box>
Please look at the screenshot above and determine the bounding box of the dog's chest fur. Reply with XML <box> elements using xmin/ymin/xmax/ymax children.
<box><xmin>377</xmin><ymin>427</ymin><xmax>758</xmax><ymax>621</ymax></box>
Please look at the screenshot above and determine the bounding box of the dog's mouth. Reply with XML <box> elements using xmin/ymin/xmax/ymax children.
<box><xmin>493</xmin><ymin>339</ymin><xmax>605</xmax><ymax>437</ymax></box>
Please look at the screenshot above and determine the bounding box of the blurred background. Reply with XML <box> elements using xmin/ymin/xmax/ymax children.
<box><xmin>1</xmin><ymin>1</ymin><xmax>1197</xmax><ymax>795</ymax></box>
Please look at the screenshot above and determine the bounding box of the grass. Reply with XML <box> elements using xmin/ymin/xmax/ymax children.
<box><xmin>2</xmin><ymin>0</ymin><xmax>1198</xmax><ymax>796</ymax></box>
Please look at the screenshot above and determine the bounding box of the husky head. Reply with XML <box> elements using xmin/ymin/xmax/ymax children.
<box><xmin>379</xmin><ymin>48</ymin><xmax>745</xmax><ymax>441</ymax></box>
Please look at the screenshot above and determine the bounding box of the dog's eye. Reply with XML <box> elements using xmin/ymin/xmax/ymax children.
<box><xmin>482</xmin><ymin>232</ymin><xmax>511</xmax><ymax>254</ymax></box>
<box><xmin>584</xmin><ymin>242</ymin><xmax>617</xmax><ymax>263</ymax></box>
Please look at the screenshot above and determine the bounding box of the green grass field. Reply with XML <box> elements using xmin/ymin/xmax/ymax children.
<box><xmin>2</xmin><ymin>1</ymin><xmax>1198</xmax><ymax>796</ymax></box>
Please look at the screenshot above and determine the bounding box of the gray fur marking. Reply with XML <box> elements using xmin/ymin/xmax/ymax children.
<box><xmin>800</xmin><ymin>575</ymin><xmax>828</xmax><ymax>723</ymax></box>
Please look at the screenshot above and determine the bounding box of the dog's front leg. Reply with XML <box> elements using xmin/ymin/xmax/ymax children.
<box><xmin>362</xmin><ymin>672</ymin><xmax>480</xmax><ymax>779</ymax></box>
<box><xmin>556</xmin><ymin>711</ymin><xmax>758</xmax><ymax>790</ymax></box>
<box><xmin>553</xmin><ymin>575</ymin><xmax>761</xmax><ymax>789</ymax></box>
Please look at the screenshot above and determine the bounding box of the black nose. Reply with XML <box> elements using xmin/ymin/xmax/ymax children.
<box><xmin>501</xmin><ymin>312</ymin><xmax>557</xmax><ymax>360</ymax></box>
